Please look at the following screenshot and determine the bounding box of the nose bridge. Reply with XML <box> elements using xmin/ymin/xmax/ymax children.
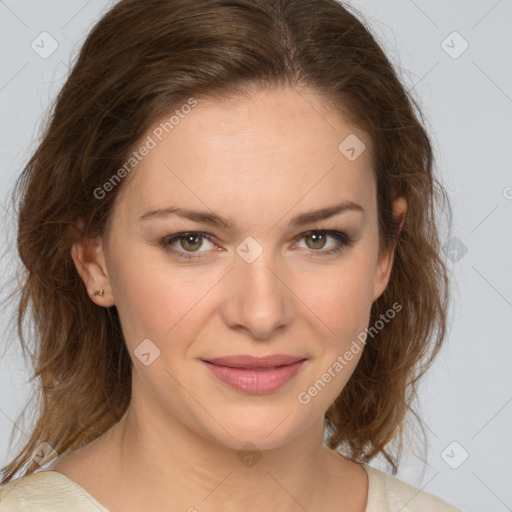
<box><xmin>239</xmin><ymin>245</ymin><xmax>280</xmax><ymax>297</ymax></box>
<box><xmin>222</xmin><ymin>238</ymin><xmax>292</xmax><ymax>338</ymax></box>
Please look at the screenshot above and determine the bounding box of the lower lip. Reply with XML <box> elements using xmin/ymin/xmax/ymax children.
<box><xmin>202</xmin><ymin>360</ymin><xmax>306</xmax><ymax>394</ymax></box>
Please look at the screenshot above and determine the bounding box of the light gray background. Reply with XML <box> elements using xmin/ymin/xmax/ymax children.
<box><xmin>1</xmin><ymin>1</ymin><xmax>511</xmax><ymax>511</ymax></box>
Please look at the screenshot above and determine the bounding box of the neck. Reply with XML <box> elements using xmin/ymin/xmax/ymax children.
<box><xmin>98</xmin><ymin>388</ymin><xmax>359</xmax><ymax>511</ymax></box>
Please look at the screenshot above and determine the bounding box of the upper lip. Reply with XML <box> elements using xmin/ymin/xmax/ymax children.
<box><xmin>202</xmin><ymin>354</ymin><xmax>307</xmax><ymax>369</ymax></box>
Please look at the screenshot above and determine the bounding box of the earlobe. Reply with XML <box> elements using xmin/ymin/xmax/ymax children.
<box><xmin>71</xmin><ymin>233</ymin><xmax>114</xmax><ymax>306</ymax></box>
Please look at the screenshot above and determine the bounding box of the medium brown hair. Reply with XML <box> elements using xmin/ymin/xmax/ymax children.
<box><xmin>1</xmin><ymin>0</ymin><xmax>451</xmax><ymax>482</ymax></box>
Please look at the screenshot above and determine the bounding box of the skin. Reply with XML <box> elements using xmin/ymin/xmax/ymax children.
<box><xmin>51</xmin><ymin>86</ymin><xmax>406</xmax><ymax>512</ymax></box>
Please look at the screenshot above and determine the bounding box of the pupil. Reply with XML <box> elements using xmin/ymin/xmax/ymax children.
<box><xmin>308</xmin><ymin>232</ymin><xmax>325</xmax><ymax>249</ymax></box>
<box><xmin>184</xmin><ymin>235</ymin><xmax>201</xmax><ymax>251</ymax></box>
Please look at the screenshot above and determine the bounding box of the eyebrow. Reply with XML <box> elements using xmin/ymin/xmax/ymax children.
<box><xmin>138</xmin><ymin>200</ymin><xmax>364</xmax><ymax>229</ymax></box>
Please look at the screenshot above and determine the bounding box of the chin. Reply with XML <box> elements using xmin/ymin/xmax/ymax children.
<box><xmin>195</xmin><ymin>403</ymin><xmax>309</xmax><ymax>453</ymax></box>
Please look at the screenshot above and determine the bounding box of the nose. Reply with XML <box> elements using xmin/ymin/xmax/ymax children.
<box><xmin>220</xmin><ymin>248</ymin><xmax>294</xmax><ymax>340</ymax></box>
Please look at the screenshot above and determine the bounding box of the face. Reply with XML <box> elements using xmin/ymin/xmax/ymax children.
<box><xmin>74</xmin><ymin>87</ymin><xmax>405</xmax><ymax>452</ymax></box>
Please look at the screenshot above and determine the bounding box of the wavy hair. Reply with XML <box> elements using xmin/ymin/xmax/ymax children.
<box><xmin>1</xmin><ymin>0</ymin><xmax>451</xmax><ymax>482</ymax></box>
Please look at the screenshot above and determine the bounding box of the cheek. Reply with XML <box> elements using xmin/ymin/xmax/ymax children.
<box><xmin>295</xmin><ymin>251</ymin><xmax>376</xmax><ymax>335</ymax></box>
<box><xmin>295</xmin><ymin>255</ymin><xmax>376</xmax><ymax>403</ymax></box>
<box><xmin>108</xmin><ymin>239</ymin><xmax>223</xmax><ymax>349</ymax></box>
<box><xmin>108</xmin><ymin>227</ymin><xmax>378</xmax><ymax>354</ymax></box>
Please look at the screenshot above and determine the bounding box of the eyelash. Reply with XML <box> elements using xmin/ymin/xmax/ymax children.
<box><xmin>159</xmin><ymin>230</ymin><xmax>353</xmax><ymax>261</ymax></box>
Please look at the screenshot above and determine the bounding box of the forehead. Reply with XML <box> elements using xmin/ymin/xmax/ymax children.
<box><xmin>115</xmin><ymin>87</ymin><xmax>375</xmax><ymax>223</ymax></box>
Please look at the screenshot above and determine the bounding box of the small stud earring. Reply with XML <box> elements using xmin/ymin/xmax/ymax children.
<box><xmin>92</xmin><ymin>289</ymin><xmax>104</xmax><ymax>297</ymax></box>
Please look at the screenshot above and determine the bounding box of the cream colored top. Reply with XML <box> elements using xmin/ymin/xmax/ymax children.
<box><xmin>0</xmin><ymin>464</ymin><xmax>462</xmax><ymax>511</ymax></box>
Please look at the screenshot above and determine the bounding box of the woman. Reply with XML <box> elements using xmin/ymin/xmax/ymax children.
<box><xmin>0</xmin><ymin>0</ymin><xmax>461</xmax><ymax>510</ymax></box>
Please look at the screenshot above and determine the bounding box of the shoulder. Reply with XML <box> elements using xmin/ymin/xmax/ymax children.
<box><xmin>0</xmin><ymin>470</ymin><xmax>108</xmax><ymax>512</ymax></box>
<box><xmin>362</xmin><ymin>464</ymin><xmax>463</xmax><ymax>512</ymax></box>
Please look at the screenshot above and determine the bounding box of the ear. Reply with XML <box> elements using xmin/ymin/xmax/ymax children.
<box><xmin>70</xmin><ymin>220</ymin><xmax>115</xmax><ymax>307</ymax></box>
<box><xmin>371</xmin><ymin>197</ymin><xmax>407</xmax><ymax>302</ymax></box>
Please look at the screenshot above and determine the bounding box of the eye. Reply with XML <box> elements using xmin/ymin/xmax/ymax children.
<box><xmin>159</xmin><ymin>230</ymin><xmax>353</xmax><ymax>261</ymax></box>
<box><xmin>293</xmin><ymin>230</ymin><xmax>353</xmax><ymax>257</ymax></box>
<box><xmin>159</xmin><ymin>232</ymin><xmax>216</xmax><ymax>260</ymax></box>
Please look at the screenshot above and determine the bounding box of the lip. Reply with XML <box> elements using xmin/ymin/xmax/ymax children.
<box><xmin>202</xmin><ymin>355</ymin><xmax>307</xmax><ymax>394</ymax></box>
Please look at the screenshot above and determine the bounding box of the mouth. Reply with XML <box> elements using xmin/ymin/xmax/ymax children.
<box><xmin>201</xmin><ymin>355</ymin><xmax>307</xmax><ymax>394</ymax></box>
